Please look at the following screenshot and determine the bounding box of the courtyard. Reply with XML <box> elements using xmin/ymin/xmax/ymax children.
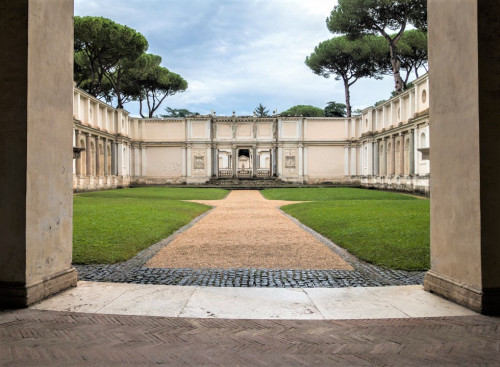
<box><xmin>71</xmin><ymin>187</ymin><xmax>428</xmax><ymax>287</ymax></box>
<box><xmin>2</xmin><ymin>0</ymin><xmax>500</xmax><ymax>365</ymax></box>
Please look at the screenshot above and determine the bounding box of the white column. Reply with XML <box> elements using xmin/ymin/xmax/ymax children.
<box><xmin>373</xmin><ymin>141</ymin><xmax>379</xmax><ymax>176</ymax></box>
<box><xmin>96</xmin><ymin>103</ymin><xmax>101</xmax><ymax>129</ymax></box>
<box><xmin>74</xmin><ymin>92</ymin><xmax>81</xmax><ymax>120</ymax></box>
<box><xmin>117</xmin><ymin>142</ymin><xmax>123</xmax><ymax>176</ymax></box>
<box><xmin>186</xmin><ymin>145</ymin><xmax>192</xmax><ymax>177</ymax></box>
<box><xmin>214</xmin><ymin>147</ymin><xmax>218</xmax><ymax>177</ymax></box>
<box><xmin>410</xmin><ymin>128</ymin><xmax>416</xmax><ymax>175</ymax></box>
<box><xmin>277</xmin><ymin>147</ymin><xmax>283</xmax><ymax>176</ymax></box>
<box><xmin>360</xmin><ymin>143</ymin><xmax>365</xmax><ymax>175</ymax></box>
<box><xmin>103</xmin><ymin>138</ymin><xmax>108</xmax><ymax>176</ymax></box>
<box><xmin>298</xmin><ymin>145</ymin><xmax>303</xmax><ymax>177</ymax></box>
<box><xmin>141</xmin><ymin>146</ymin><xmax>147</xmax><ymax>177</ymax></box>
<box><xmin>134</xmin><ymin>146</ymin><xmax>141</xmax><ymax>176</ymax></box>
<box><xmin>303</xmin><ymin>146</ymin><xmax>308</xmax><ymax>177</ymax></box>
<box><xmin>206</xmin><ymin>146</ymin><xmax>212</xmax><ymax>178</ymax></box>
<box><xmin>344</xmin><ymin>146</ymin><xmax>350</xmax><ymax>176</ymax></box>
<box><xmin>367</xmin><ymin>141</ymin><xmax>373</xmax><ymax>175</ymax></box>
<box><xmin>350</xmin><ymin>147</ymin><xmax>357</xmax><ymax>176</ymax></box>
<box><xmin>181</xmin><ymin>147</ymin><xmax>187</xmax><ymax>177</ymax></box>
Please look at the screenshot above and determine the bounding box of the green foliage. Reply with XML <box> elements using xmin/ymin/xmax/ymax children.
<box><xmin>124</xmin><ymin>53</ymin><xmax>188</xmax><ymax>118</ymax></box>
<box><xmin>324</xmin><ymin>101</ymin><xmax>347</xmax><ymax>117</ymax></box>
<box><xmin>281</xmin><ymin>105</ymin><xmax>325</xmax><ymax>117</ymax></box>
<box><xmin>261</xmin><ymin>188</ymin><xmax>429</xmax><ymax>271</ymax></box>
<box><xmin>74</xmin><ymin>16</ymin><xmax>149</xmax><ymax>108</ymax></box>
<box><xmin>254</xmin><ymin>103</ymin><xmax>270</xmax><ymax>117</ymax></box>
<box><xmin>73</xmin><ymin>188</ymin><xmax>228</xmax><ymax>264</ymax></box>
<box><xmin>326</xmin><ymin>0</ymin><xmax>427</xmax><ymax>94</ymax></box>
<box><xmin>305</xmin><ymin>35</ymin><xmax>389</xmax><ymax>117</ymax></box>
<box><xmin>326</xmin><ymin>0</ymin><xmax>427</xmax><ymax>36</ymax></box>
<box><xmin>374</xmin><ymin>99</ymin><xmax>387</xmax><ymax>107</ymax></box>
<box><xmin>161</xmin><ymin>107</ymin><xmax>199</xmax><ymax>118</ymax></box>
<box><xmin>397</xmin><ymin>29</ymin><xmax>428</xmax><ymax>86</ymax></box>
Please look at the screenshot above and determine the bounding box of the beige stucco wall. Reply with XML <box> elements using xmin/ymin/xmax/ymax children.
<box><xmin>307</xmin><ymin>146</ymin><xmax>345</xmax><ymax>177</ymax></box>
<box><xmin>281</xmin><ymin>120</ymin><xmax>299</xmax><ymax>139</ymax></box>
<box><xmin>305</xmin><ymin>119</ymin><xmax>345</xmax><ymax>140</ymax></box>
<box><xmin>191</xmin><ymin>120</ymin><xmax>209</xmax><ymax>139</ymax></box>
<box><xmin>236</xmin><ymin>123</ymin><xmax>252</xmax><ymax>139</ymax></box>
<box><xmin>146</xmin><ymin>147</ymin><xmax>183</xmax><ymax>177</ymax></box>
<box><xmin>142</xmin><ymin>120</ymin><xmax>185</xmax><ymax>141</ymax></box>
<box><xmin>257</xmin><ymin>123</ymin><xmax>273</xmax><ymax>139</ymax></box>
<box><xmin>217</xmin><ymin>123</ymin><xmax>232</xmax><ymax>139</ymax></box>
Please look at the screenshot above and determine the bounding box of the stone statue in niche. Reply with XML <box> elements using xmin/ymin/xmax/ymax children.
<box><xmin>194</xmin><ymin>156</ymin><xmax>205</xmax><ymax>169</ymax></box>
<box><xmin>285</xmin><ymin>156</ymin><xmax>296</xmax><ymax>169</ymax></box>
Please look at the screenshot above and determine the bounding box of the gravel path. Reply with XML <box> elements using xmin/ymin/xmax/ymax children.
<box><xmin>146</xmin><ymin>190</ymin><xmax>353</xmax><ymax>270</ymax></box>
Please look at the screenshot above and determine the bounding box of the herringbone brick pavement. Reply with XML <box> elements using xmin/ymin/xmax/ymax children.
<box><xmin>1</xmin><ymin>309</ymin><xmax>499</xmax><ymax>366</ymax></box>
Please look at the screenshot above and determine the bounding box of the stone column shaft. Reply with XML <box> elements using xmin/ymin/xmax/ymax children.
<box><xmin>390</xmin><ymin>135</ymin><xmax>396</xmax><ymax>175</ymax></box>
<box><xmin>103</xmin><ymin>138</ymin><xmax>108</xmax><ymax>176</ymax></box>
<box><xmin>0</xmin><ymin>0</ymin><xmax>77</xmax><ymax>308</ymax></box>
<box><xmin>409</xmin><ymin>129</ymin><xmax>415</xmax><ymax>175</ymax></box>
<box><xmin>232</xmin><ymin>147</ymin><xmax>237</xmax><ymax>177</ymax></box>
<box><xmin>95</xmin><ymin>136</ymin><xmax>100</xmax><ymax>176</ymax></box>
<box><xmin>252</xmin><ymin>146</ymin><xmax>257</xmax><ymax>177</ymax></box>
<box><xmin>86</xmin><ymin>134</ymin><xmax>91</xmax><ymax>176</ymax></box>
<box><xmin>400</xmin><ymin>134</ymin><xmax>405</xmax><ymax>176</ymax></box>
<box><xmin>424</xmin><ymin>0</ymin><xmax>500</xmax><ymax>314</ymax></box>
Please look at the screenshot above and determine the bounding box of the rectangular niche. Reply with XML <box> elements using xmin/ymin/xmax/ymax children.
<box><xmin>192</xmin><ymin>121</ymin><xmax>208</xmax><ymax>138</ymax></box>
<box><xmin>257</xmin><ymin>123</ymin><xmax>272</xmax><ymax>138</ymax></box>
<box><xmin>217</xmin><ymin>123</ymin><xmax>232</xmax><ymax>138</ymax></box>
<box><xmin>285</xmin><ymin>156</ymin><xmax>296</xmax><ymax>168</ymax></box>
<box><xmin>237</xmin><ymin>124</ymin><xmax>252</xmax><ymax>138</ymax></box>
<box><xmin>194</xmin><ymin>156</ymin><xmax>205</xmax><ymax>169</ymax></box>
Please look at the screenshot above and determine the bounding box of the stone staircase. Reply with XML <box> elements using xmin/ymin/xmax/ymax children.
<box><xmin>206</xmin><ymin>177</ymin><xmax>292</xmax><ymax>189</ymax></box>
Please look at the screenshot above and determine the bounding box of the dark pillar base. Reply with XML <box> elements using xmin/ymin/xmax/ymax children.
<box><xmin>424</xmin><ymin>270</ymin><xmax>500</xmax><ymax>315</ymax></box>
<box><xmin>0</xmin><ymin>267</ymin><xmax>78</xmax><ymax>308</ymax></box>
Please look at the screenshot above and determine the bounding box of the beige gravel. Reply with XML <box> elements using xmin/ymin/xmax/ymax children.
<box><xmin>146</xmin><ymin>190</ymin><xmax>353</xmax><ymax>270</ymax></box>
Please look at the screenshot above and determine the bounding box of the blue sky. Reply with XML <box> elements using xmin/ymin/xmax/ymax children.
<box><xmin>74</xmin><ymin>0</ymin><xmax>396</xmax><ymax>117</ymax></box>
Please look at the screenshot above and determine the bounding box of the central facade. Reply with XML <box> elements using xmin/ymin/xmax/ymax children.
<box><xmin>137</xmin><ymin>115</ymin><xmax>347</xmax><ymax>185</ymax></box>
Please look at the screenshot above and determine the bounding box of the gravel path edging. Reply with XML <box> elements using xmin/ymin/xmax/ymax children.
<box><xmin>74</xmin><ymin>202</ymin><xmax>425</xmax><ymax>288</ymax></box>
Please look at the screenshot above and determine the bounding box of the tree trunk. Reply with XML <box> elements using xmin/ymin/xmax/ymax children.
<box><xmin>389</xmin><ymin>42</ymin><xmax>404</xmax><ymax>94</ymax></box>
<box><xmin>139</xmin><ymin>96</ymin><xmax>145</xmax><ymax>118</ymax></box>
<box><xmin>343</xmin><ymin>78</ymin><xmax>352</xmax><ymax>118</ymax></box>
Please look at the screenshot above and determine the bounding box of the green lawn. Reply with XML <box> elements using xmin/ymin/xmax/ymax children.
<box><xmin>73</xmin><ymin>188</ymin><xmax>228</xmax><ymax>264</ymax></box>
<box><xmin>261</xmin><ymin>188</ymin><xmax>429</xmax><ymax>271</ymax></box>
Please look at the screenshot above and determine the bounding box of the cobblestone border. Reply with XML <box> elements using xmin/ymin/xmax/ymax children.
<box><xmin>75</xmin><ymin>205</ymin><xmax>426</xmax><ymax>288</ymax></box>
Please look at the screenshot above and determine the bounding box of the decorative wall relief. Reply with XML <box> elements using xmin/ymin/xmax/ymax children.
<box><xmin>285</xmin><ymin>156</ymin><xmax>296</xmax><ymax>168</ymax></box>
<box><xmin>194</xmin><ymin>156</ymin><xmax>205</xmax><ymax>169</ymax></box>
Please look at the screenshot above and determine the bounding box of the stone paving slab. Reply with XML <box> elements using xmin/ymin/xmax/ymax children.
<box><xmin>32</xmin><ymin>282</ymin><xmax>475</xmax><ymax>320</ymax></box>
<box><xmin>1</xmin><ymin>309</ymin><xmax>499</xmax><ymax>366</ymax></box>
